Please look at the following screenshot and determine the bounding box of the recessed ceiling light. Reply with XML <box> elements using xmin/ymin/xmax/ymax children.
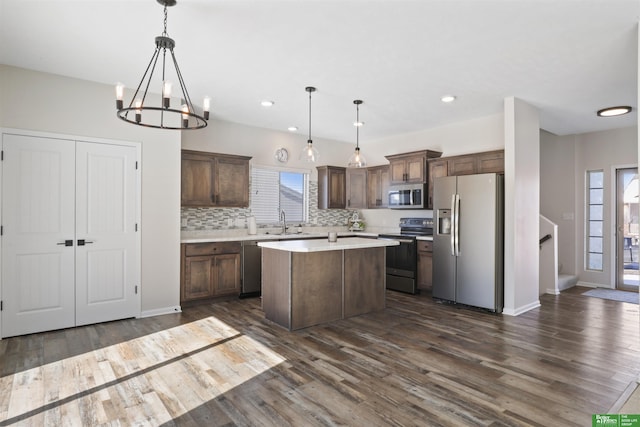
<box><xmin>261</xmin><ymin>100</ymin><xmax>275</xmax><ymax>107</ymax></box>
<box><xmin>287</xmin><ymin>126</ymin><xmax>298</xmax><ymax>132</ymax></box>
<box><xmin>441</xmin><ymin>95</ymin><xmax>456</xmax><ymax>103</ymax></box>
<box><xmin>596</xmin><ymin>106</ymin><xmax>632</xmax><ymax>117</ymax></box>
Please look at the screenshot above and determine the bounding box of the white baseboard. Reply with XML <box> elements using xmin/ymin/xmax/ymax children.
<box><xmin>545</xmin><ymin>288</ymin><xmax>560</xmax><ymax>295</ymax></box>
<box><xmin>576</xmin><ymin>281</ymin><xmax>606</xmax><ymax>289</ymax></box>
<box><xmin>502</xmin><ymin>300</ymin><xmax>541</xmax><ymax>316</ymax></box>
<box><xmin>139</xmin><ymin>306</ymin><xmax>182</xmax><ymax>318</ymax></box>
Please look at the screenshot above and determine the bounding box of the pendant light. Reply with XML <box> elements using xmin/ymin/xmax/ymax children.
<box><xmin>299</xmin><ymin>86</ymin><xmax>319</xmax><ymax>162</ymax></box>
<box><xmin>115</xmin><ymin>0</ymin><xmax>209</xmax><ymax>130</ymax></box>
<box><xmin>347</xmin><ymin>100</ymin><xmax>367</xmax><ymax>167</ymax></box>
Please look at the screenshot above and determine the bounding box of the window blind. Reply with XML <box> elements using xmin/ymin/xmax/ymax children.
<box><xmin>251</xmin><ymin>167</ymin><xmax>308</xmax><ymax>224</ymax></box>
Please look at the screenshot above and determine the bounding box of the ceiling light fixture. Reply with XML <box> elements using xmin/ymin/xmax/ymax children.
<box><xmin>115</xmin><ymin>0</ymin><xmax>209</xmax><ymax>130</ymax></box>
<box><xmin>348</xmin><ymin>100</ymin><xmax>367</xmax><ymax>168</ymax></box>
<box><xmin>299</xmin><ymin>86</ymin><xmax>319</xmax><ymax>163</ymax></box>
<box><xmin>261</xmin><ymin>100</ymin><xmax>275</xmax><ymax>107</ymax></box>
<box><xmin>287</xmin><ymin>126</ymin><xmax>298</xmax><ymax>132</ymax></box>
<box><xmin>441</xmin><ymin>95</ymin><xmax>456</xmax><ymax>103</ymax></box>
<box><xmin>596</xmin><ymin>106</ymin><xmax>632</xmax><ymax>117</ymax></box>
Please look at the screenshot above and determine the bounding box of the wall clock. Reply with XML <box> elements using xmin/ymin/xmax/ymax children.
<box><xmin>275</xmin><ymin>147</ymin><xmax>289</xmax><ymax>163</ymax></box>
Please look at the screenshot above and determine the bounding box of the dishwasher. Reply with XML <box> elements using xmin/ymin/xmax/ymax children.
<box><xmin>240</xmin><ymin>240</ymin><xmax>262</xmax><ymax>298</ymax></box>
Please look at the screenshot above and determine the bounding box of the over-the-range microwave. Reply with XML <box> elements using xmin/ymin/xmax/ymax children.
<box><xmin>388</xmin><ymin>183</ymin><xmax>427</xmax><ymax>209</ymax></box>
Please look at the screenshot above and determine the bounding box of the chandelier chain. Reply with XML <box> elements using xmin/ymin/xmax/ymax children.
<box><xmin>163</xmin><ymin>5</ymin><xmax>169</xmax><ymax>36</ymax></box>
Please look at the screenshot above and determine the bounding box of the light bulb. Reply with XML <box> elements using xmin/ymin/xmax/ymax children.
<box><xmin>135</xmin><ymin>99</ymin><xmax>142</xmax><ymax>123</ymax></box>
<box><xmin>115</xmin><ymin>83</ymin><xmax>124</xmax><ymax>109</ymax></box>
<box><xmin>162</xmin><ymin>81</ymin><xmax>172</xmax><ymax>108</ymax></box>
<box><xmin>203</xmin><ymin>96</ymin><xmax>211</xmax><ymax>120</ymax></box>
<box><xmin>182</xmin><ymin>104</ymin><xmax>190</xmax><ymax>128</ymax></box>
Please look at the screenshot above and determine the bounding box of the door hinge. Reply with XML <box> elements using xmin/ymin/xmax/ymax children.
<box><xmin>135</xmin><ymin>285</ymin><xmax>138</xmax><ymax>295</ymax></box>
<box><xmin>1</xmin><ymin>225</ymin><xmax>3</xmax><ymax>236</ymax></box>
<box><xmin>135</xmin><ymin>223</ymin><xmax>138</xmax><ymax>232</ymax></box>
<box><xmin>135</xmin><ymin>161</ymin><xmax>138</xmax><ymax>170</ymax></box>
<box><xmin>1</xmin><ymin>150</ymin><xmax>4</xmax><ymax>161</ymax></box>
<box><xmin>1</xmin><ymin>300</ymin><xmax>3</xmax><ymax>311</ymax></box>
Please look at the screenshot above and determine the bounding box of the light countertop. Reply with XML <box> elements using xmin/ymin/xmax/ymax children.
<box><xmin>181</xmin><ymin>230</ymin><xmax>380</xmax><ymax>243</ymax></box>
<box><xmin>257</xmin><ymin>237</ymin><xmax>399</xmax><ymax>253</ymax></box>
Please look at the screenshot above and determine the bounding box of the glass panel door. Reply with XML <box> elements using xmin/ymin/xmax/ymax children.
<box><xmin>616</xmin><ymin>168</ymin><xmax>638</xmax><ymax>291</ymax></box>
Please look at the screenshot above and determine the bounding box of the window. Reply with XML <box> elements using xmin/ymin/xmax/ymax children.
<box><xmin>586</xmin><ymin>170</ymin><xmax>604</xmax><ymax>271</ymax></box>
<box><xmin>251</xmin><ymin>166</ymin><xmax>308</xmax><ymax>224</ymax></box>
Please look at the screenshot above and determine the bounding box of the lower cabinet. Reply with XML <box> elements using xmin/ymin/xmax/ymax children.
<box><xmin>181</xmin><ymin>242</ymin><xmax>241</xmax><ymax>303</ymax></box>
<box><xmin>417</xmin><ymin>240</ymin><xmax>433</xmax><ymax>291</ymax></box>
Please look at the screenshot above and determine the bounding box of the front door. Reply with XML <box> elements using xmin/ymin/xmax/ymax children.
<box><xmin>616</xmin><ymin>167</ymin><xmax>639</xmax><ymax>291</ymax></box>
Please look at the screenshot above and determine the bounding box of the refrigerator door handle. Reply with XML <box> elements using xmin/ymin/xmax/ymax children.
<box><xmin>454</xmin><ymin>193</ymin><xmax>461</xmax><ymax>256</ymax></box>
<box><xmin>450</xmin><ymin>194</ymin><xmax>456</xmax><ymax>256</ymax></box>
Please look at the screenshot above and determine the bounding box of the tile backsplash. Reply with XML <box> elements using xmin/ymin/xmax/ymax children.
<box><xmin>181</xmin><ymin>181</ymin><xmax>355</xmax><ymax>231</ymax></box>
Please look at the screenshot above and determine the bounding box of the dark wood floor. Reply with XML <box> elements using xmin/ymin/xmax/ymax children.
<box><xmin>0</xmin><ymin>286</ymin><xmax>638</xmax><ymax>426</ymax></box>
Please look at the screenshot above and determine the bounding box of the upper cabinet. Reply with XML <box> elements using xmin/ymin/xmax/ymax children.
<box><xmin>346</xmin><ymin>167</ymin><xmax>368</xmax><ymax>209</ymax></box>
<box><xmin>181</xmin><ymin>150</ymin><xmax>251</xmax><ymax>207</ymax></box>
<box><xmin>317</xmin><ymin>166</ymin><xmax>346</xmax><ymax>209</ymax></box>
<box><xmin>366</xmin><ymin>165</ymin><xmax>390</xmax><ymax>209</ymax></box>
<box><xmin>427</xmin><ymin>149</ymin><xmax>505</xmax><ymax>207</ymax></box>
<box><xmin>386</xmin><ymin>150</ymin><xmax>443</xmax><ymax>184</ymax></box>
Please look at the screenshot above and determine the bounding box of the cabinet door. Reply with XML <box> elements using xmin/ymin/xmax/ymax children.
<box><xmin>213</xmin><ymin>253</ymin><xmax>241</xmax><ymax>296</ymax></box>
<box><xmin>405</xmin><ymin>155</ymin><xmax>426</xmax><ymax>183</ymax></box>
<box><xmin>182</xmin><ymin>153</ymin><xmax>214</xmax><ymax>206</ymax></box>
<box><xmin>417</xmin><ymin>241</ymin><xmax>433</xmax><ymax>290</ymax></box>
<box><xmin>214</xmin><ymin>156</ymin><xmax>250</xmax><ymax>207</ymax></box>
<box><xmin>367</xmin><ymin>166</ymin><xmax>390</xmax><ymax>208</ymax></box>
<box><xmin>476</xmin><ymin>150</ymin><xmax>504</xmax><ymax>174</ymax></box>
<box><xmin>329</xmin><ymin>169</ymin><xmax>346</xmax><ymax>208</ymax></box>
<box><xmin>346</xmin><ymin>168</ymin><xmax>367</xmax><ymax>209</ymax></box>
<box><xmin>428</xmin><ymin>159</ymin><xmax>448</xmax><ymax>209</ymax></box>
<box><xmin>183</xmin><ymin>255</ymin><xmax>214</xmax><ymax>301</ymax></box>
<box><xmin>447</xmin><ymin>156</ymin><xmax>476</xmax><ymax>176</ymax></box>
<box><xmin>389</xmin><ymin>160</ymin><xmax>407</xmax><ymax>184</ymax></box>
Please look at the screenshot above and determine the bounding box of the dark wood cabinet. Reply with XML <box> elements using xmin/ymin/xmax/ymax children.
<box><xmin>346</xmin><ymin>168</ymin><xmax>367</xmax><ymax>209</ymax></box>
<box><xmin>366</xmin><ymin>165</ymin><xmax>390</xmax><ymax>209</ymax></box>
<box><xmin>317</xmin><ymin>166</ymin><xmax>346</xmax><ymax>209</ymax></box>
<box><xmin>181</xmin><ymin>150</ymin><xmax>251</xmax><ymax>207</ymax></box>
<box><xmin>427</xmin><ymin>150</ymin><xmax>504</xmax><ymax>209</ymax></box>
<box><xmin>417</xmin><ymin>240</ymin><xmax>433</xmax><ymax>291</ymax></box>
<box><xmin>476</xmin><ymin>150</ymin><xmax>505</xmax><ymax>174</ymax></box>
<box><xmin>181</xmin><ymin>242</ymin><xmax>241</xmax><ymax>304</ymax></box>
<box><xmin>385</xmin><ymin>150</ymin><xmax>442</xmax><ymax>184</ymax></box>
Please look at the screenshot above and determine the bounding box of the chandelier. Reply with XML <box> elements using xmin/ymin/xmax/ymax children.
<box><xmin>115</xmin><ymin>0</ymin><xmax>209</xmax><ymax>130</ymax></box>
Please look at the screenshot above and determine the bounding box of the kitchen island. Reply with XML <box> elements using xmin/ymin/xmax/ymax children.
<box><xmin>258</xmin><ymin>237</ymin><xmax>399</xmax><ymax>330</ymax></box>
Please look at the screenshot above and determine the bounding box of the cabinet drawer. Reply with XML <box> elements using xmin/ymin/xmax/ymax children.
<box><xmin>417</xmin><ymin>240</ymin><xmax>433</xmax><ymax>252</ymax></box>
<box><xmin>185</xmin><ymin>242</ymin><xmax>241</xmax><ymax>256</ymax></box>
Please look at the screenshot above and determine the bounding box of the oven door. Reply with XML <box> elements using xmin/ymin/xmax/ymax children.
<box><xmin>379</xmin><ymin>236</ymin><xmax>417</xmax><ymax>294</ymax></box>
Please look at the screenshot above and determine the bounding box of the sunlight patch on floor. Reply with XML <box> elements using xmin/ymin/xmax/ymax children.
<box><xmin>2</xmin><ymin>316</ymin><xmax>286</xmax><ymax>425</ymax></box>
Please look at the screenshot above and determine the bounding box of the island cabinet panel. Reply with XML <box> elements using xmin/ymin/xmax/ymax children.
<box><xmin>344</xmin><ymin>247</ymin><xmax>385</xmax><ymax>318</ymax></box>
<box><xmin>291</xmin><ymin>251</ymin><xmax>343</xmax><ymax>330</ymax></box>
<box><xmin>261</xmin><ymin>249</ymin><xmax>292</xmax><ymax>328</ymax></box>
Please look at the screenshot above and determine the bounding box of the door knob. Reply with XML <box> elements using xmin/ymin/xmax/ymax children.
<box><xmin>57</xmin><ymin>240</ymin><xmax>73</xmax><ymax>246</ymax></box>
<box><xmin>77</xmin><ymin>239</ymin><xmax>95</xmax><ymax>246</ymax></box>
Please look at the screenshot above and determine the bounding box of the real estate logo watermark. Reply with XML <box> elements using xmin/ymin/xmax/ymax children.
<box><xmin>592</xmin><ymin>414</ymin><xmax>640</xmax><ymax>427</ymax></box>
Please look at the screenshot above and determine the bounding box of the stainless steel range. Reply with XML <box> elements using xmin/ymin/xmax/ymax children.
<box><xmin>378</xmin><ymin>217</ymin><xmax>433</xmax><ymax>294</ymax></box>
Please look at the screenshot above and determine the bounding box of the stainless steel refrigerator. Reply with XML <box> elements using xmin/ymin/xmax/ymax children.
<box><xmin>432</xmin><ymin>173</ymin><xmax>504</xmax><ymax>312</ymax></box>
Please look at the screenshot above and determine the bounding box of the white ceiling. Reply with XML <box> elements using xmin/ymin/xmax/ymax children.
<box><xmin>1</xmin><ymin>0</ymin><xmax>638</xmax><ymax>143</ymax></box>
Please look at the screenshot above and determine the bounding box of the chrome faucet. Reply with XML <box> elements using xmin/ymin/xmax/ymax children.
<box><xmin>280</xmin><ymin>209</ymin><xmax>287</xmax><ymax>234</ymax></box>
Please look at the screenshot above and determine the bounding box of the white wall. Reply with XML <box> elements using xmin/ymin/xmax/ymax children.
<box><xmin>574</xmin><ymin>126</ymin><xmax>637</xmax><ymax>288</ymax></box>
<box><xmin>0</xmin><ymin>65</ymin><xmax>182</xmax><ymax>316</ymax></box>
<box><xmin>504</xmin><ymin>97</ymin><xmax>541</xmax><ymax>315</ymax></box>
<box><xmin>540</xmin><ymin>131</ymin><xmax>577</xmax><ymax>275</ymax></box>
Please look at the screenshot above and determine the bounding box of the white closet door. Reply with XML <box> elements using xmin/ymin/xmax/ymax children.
<box><xmin>75</xmin><ymin>141</ymin><xmax>139</xmax><ymax>326</ymax></box>
<box><xmin>1</xmin><ymin>134</ymin><xmax>76</xmax><ymax>337</ymax></box>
